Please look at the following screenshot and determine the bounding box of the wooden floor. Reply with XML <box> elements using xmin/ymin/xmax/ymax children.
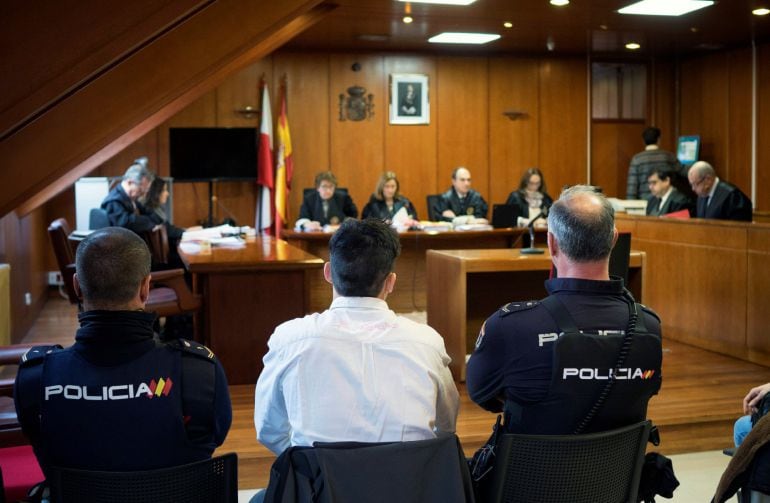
<box><xmin>20</xmin><ymin>295</ymin><xmax>770</xmax><ymax>490</ymax></box>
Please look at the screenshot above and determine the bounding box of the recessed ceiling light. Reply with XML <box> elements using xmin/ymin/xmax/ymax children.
<box><xmin>550</xmin><ymin>0</ymin><xmax>570</xmax><ymax>5</ymax></box>
<box><xmin>403</xmin><ymin>15</ymin><xmax>414</xmax><ymax>23</ymax></box>
<box><xmin>619</xmin><ymin>0</ymin><xmax>714</xmax><ymax>16</ymax></box>
<box><xmin>397</xmin><ymin>0</ymin><xmax>477</xmax><ymax>5</ymax></box>
<box><xmin>503</xmin><ymin>21</ymin><xmax>513</xmax><ymax>28</ymax></box>
<box><xmin>754</xmin><ymin>7</ymin><xmax>770</xmax><ymax>15</ymax></box>
<box><xmin>428</xmin><ymin>32</ymin><xmax>501</xmax><ymax>44</ymax></box>
<box><xmin>625</xmin><ymin>42</ymin><xmax>641</xmax><ymax>50</ymax></box>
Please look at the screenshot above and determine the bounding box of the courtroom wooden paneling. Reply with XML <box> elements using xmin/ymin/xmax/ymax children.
<box><xmin>758</xmin><ymin>43</ymin><xmax>770</xmax><ymax>212</ymax></box>
<box><xmin>728</xmin><ymin>47</ymin><xmax>753</xmax><ymax>193</ymax></box>
<box><xmin>631</xmin><ymin>217</ymin><xmax>747</xmax><ymax>357</ymax></box>
<box><xmin>0</xmin><ymin>208</ymin><xmax>49</xmax><ymax>343</ymax></box>
<box><xmin>488</xmin><ymin>57</ymin><xmax>540</xmax><ymax>206</ymax></box>
<box><xmin>650</xmin><ymin>58</ymin><xmax>677</xmax><ymax>151</ymax></box>
<box><xmin>273</xmin><ymin>53</ymin><xmax>331</xmax><ymax>224</ymax></box>
<box><xmin>539</xmin><ymin>58</ymin><xmax>588</xmax><ymax>194</ymax></box>
<box><xmin>0</xmin><ymin>0</ymin><xmax>207</xmax><ymax>138</ymax></box>
<box><xmin>436</xmin><ymin>57</ymin><xmax>490</xmax><ymax>213</ymax></box>
<box><xmin>747</xmin><ymin>228</ymin><xmax>770</xmax><ymax>361</ymax></box>
<box><xmin>591</xmin><ymin>122</ymin><xmax>646</xmax><ymax>197</ymax></box>
<box><xmin>329</xmin><ymin>54</ymin><xmax>386</xmax><ymax>214</ymax></box>
<box><xmin>383</xmin><ymin>55</ymin><xmax>438</xmax><ymax>220</ymax></box>
<box><xmin>680</xmin><ymin>52</ymin><xmax>729</xmax><ymax>171</ymax></box>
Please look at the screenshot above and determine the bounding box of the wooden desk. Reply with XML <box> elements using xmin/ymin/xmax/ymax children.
<box><xmin>426</xmin><ymin>248</ymin><xmax>645</xmax><ymax>381</ymax></box>
<box><xmin>180</xmin><ymin>237</ymin><xmax>323</xmax><ymax>384</ymax></box>
<box><xmin>284</xmin><ymin>228</ymin><xmax>545</xmax><ymax>312</ymax></box>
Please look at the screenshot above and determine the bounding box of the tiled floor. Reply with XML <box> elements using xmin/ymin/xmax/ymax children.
<box><xmin>236</xmin><ymin>449</ymin><xmax>737</xmax><ymax>502</ymax></box>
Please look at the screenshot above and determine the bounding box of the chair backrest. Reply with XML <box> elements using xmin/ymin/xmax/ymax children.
<box><xmin>47</xmin><ymin>219</ymin><xmax>79</xmax><ymax>303</ymax></box>
<box><xmin>48</xmin><ymin>453</ymin><xmax>238</xmax><ymax>503</ymax></box>
<box><xmin>484</xmin><ymin>420</ymin><xmax>651</xmax><ymax>503</ymax></box>
<box><xmin>609</xmin><ymin>232</ymin><xmax>632</xmax><ymax>286</ymax></box>
<box><xmin>265</xmin><ymin>435</ymin><xmax>474</xmax><ymax>502</ymax></box>
<box><xmin>302</xmin><ymin>187</ymin><xmax>349</xmax><ymax>198</ymax></box>
<box><xmin>426</xmin><ymin>194</ymin><xmax>442</xmax><ymax>221</ymax></box>
<box><xmin>88</xmin><ymin>208</ymin><xmax>110</xmax><ymax>230</ymax></box>
<box><xmin>143</xmin><ymin>225</ymin><xmax>169</xmax><ymax>265</ymax></box>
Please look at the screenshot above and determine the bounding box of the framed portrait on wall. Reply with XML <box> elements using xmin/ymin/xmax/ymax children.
<box><xmin>389</xmin><ymin>74</ymin><xmax>429</xmax><ymax>125</ymax></box>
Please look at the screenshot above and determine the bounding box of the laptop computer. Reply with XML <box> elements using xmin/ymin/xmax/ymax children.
<box><xmin>491</xmin><ymin>204</ymin><xmax>518</xmax><ymax>229</ymax></box>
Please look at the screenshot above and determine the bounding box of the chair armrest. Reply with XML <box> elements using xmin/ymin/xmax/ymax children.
<box><xmin>151</xmin><ymin>269</ymin><xmax>201</xmax><ymax>312</ymax></box>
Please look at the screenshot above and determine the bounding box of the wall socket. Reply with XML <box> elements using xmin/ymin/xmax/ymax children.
<box><xmin>24</xmin><ymin>292</ymin><xmax>32</xmax><ymax>306</ymax></box>
<box><xmin>48</xmin><ymin>271</ymin><xmax>64</xmax><ymax>286</ymax></box>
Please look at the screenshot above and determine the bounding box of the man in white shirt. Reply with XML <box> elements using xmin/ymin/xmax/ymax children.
<box><xmin>254</xmin><ymin>218</ymin><xmax>459</xmax><ymax>455</ymax></box>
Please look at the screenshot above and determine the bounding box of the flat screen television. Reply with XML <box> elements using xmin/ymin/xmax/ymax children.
<box><xmin>677</xmin><ymin>135</ymin><xmax>700</xmax><ymax>166</ymax></box>
<box><xmin>169</xmin><ymin>127</ymin><xmax>258</xmax><ymax>181</ymax></box>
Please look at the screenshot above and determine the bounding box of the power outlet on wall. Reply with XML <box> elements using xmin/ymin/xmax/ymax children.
<box><xmin>24</xmin><ymin>292</ymin><xmax>32</xmax><ymax>306</ymax></box>
<box><xmin>48</xmin><ymin>271</ymin><xmax>64</xmax><ymax>286</ymax></box>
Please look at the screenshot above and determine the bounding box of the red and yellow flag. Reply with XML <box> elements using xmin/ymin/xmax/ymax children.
<box><xmin>274</xmin><ymin>82</ymin><xmax>293</xmax><ymax>237</ymax></box>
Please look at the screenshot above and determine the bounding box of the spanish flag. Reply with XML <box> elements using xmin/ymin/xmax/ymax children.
<box><xmin>274</xmin><ymin>82</ymin><xmax>293</xmax><ymax>237</ymax></box>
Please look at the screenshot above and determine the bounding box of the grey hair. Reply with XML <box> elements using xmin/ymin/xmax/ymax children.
<box><xmin>75</xmin><ymin>227</ymin><xmax>151</xmax><ymax>307</ymax></box>
<box><xmin>689</xmin><ymin>160</ymin><xmax>715</xmax><ymax>178</ymax></box>
<box><xmin>123</xmin><ymin>163</ymin><xmax>152</xmax><ymax>184</ymax></box>
<box><xmin>547</xmin><ymin>185</ymin><xmax>615</xmax><ymax>262</ymax></box>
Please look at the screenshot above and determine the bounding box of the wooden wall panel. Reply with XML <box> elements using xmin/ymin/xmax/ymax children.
<box><xmin>383</xmin><ymin>56</ymin><xmax>437</xmax><ymax>220</ymax></box>
<box><xmin>627</xmin><ymin>217</ymin><xmax>748</xmax><ymax>358</ymax></box>
<box><xmin>539</xmin><ymin>58</ymin><xmax>588</xmax><ymax>193</ymax></box>
<box><xmin>748</xmin><ymin>228</ymin><xmax>770</xmax><ymax>361</ymax></box>
<box><xmin>727</xmin><ymin>48</ymin><xmax>752</xmax><ymax>194</ymax></box>
<box><xmin>591</xmin><ymin>122</ymin><xmax>646</xmax><ymax>197</ymax></box>
<box><xmin>0</xmin><ymin>208</ymin><xmax>49</xmax><ymax>343</ymax></box>
<box><xmin>273</xmin><ymin>53</ymin><xmax>330</xmax><ymax>225</ymax></box>
<box><xmin>329</xmin><ymin>54</ymin><xmax>386</xmax><ymax>217</ymax></box>
<box><xmin>680</xmin><ymin>53</ymin><xmax>729</xmax><ymax>172</ymax></box>
<box><xmin>651</xmin><ymin>59</ymin><xmax>677</xmax><ymax>151</ymax></box>
<box><xmin>758</xmin><ymin>43</ymin><xmax>770</xmax><ymax>212</ymax></box>
<box><xmin>488</xmin><ymin>57</ymin><xmax>540</xmax><ymax>206</ymax></box>
<box><xmin>436</xmin><ymin>57</ymin><xmax>490</xmax><ymax>215</ymax></box>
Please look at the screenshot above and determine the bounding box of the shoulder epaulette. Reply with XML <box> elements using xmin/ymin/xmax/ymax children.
<box><xmin>170</xmin><ymin>338</ymin><xmax>216</xmax><ymax>361</ymax></box>
<box><xmin>639</xmin><ymin>303</ymin><xmax>661</xmax><ymax>323</ymax></box>
<box><xmin>498</xmin><ymin>300</ymin><xmax>540</xmax><ymax>318</ymax></box>
<box><xmin>19</xmin><ymin>345</ymin><xmax>62</xmax><ymax>367</ymax></box>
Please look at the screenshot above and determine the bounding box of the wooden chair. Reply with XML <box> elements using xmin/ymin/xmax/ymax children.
<box><xmin>48</xmin><ymin>453</ymin><xmax>238</xmax><ymax>503</ymax></box>
<box><xmin>481</xmin><ymin>421</ymin><xmax>651</xmax><ymax>503</ymax></box>
<box><xmin>143</xmin><ymin>224</ymin><xmax>169</xmax><ymax>266</ymax></box>
<box><xmin>47</xmin><ymin>218</ymin><xmax>201</xmax><ymax>318</ymax></box>
<box><xmin>0</xmin><ymin>344</ymin><xmax>48</xmax><ymax>448</ymax></box>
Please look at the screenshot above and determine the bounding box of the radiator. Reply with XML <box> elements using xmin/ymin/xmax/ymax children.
<box><xmin>0</xmin><ymin>264</ymin><xmax>9</xmax><ymax>346</ymax></box>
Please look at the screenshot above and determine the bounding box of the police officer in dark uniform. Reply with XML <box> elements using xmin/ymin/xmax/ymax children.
<box><xmin>466</xmin><ymin>185</ymin><xmax>662</xmax><ymax>436</ymax></box>
<box><xmin>433</xmin><ymin>167</ymin><xmax>489</xmax><ymax>222</ymax></box>
<box><xmin>14</xmin><ymin>227</ymin><xmax>231</xmax><ymax>480</ymax></box>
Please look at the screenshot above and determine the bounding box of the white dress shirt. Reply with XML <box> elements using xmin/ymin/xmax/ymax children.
<box><xmin>254</xmin><ymin>296</ymin><xmax>460</xmax><ymax>455</ymax></box>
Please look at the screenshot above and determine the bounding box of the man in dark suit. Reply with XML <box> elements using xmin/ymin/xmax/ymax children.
<box><xmin>295</xmin><ymin>171</ymin><xmax>358</xmax><ymax>230</ymax></box>
<box><xmin>688</xmin><ymin>161</ymin><xmax>752</xmax><ymax>222</ymax></box>
<box><xmin>432</xmin><ymin>167</ymin><xmax>488</xmax><ymax>222</ymax></box>
<box><xmin>646</xmin><ymin>168</ymin><xmax>694</xmax><ymax>217</ymax></box>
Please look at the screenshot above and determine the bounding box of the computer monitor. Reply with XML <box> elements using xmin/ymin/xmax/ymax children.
<box><xmin>676</xmin><ymin>135</ymin><xmax>700</xmax><ymax>166</ymax></box>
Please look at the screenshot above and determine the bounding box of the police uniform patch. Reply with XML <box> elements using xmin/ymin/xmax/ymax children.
<box><xmin>498</xmin><ymin>300</ymin><xmax>540</xmax><ymax>318</ymax></box>
<box><xmin>172</xmin><ymin>339</ymin><xmax>215</xmax><ymax>360</ymax></box>
<box><xmin>19</xmin><ymin>345</ymin><xmax>62</xmax><ymax>366</ymax></box>
<box><xmin>474</xmin><ymin>321</ymin><xmax>487</xmax><ymax>350</ymax></box>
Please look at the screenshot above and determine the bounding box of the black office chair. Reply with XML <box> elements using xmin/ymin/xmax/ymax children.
<box><xmin>264</xmin><ymin>435</ymin><xmax>474</xmax><ymax>502</ymax></box>
<box><xmin>609</xmin><ymin>232</ymin><xmax>632</xmax><ymax>286</ymax></box>
<box><xmin>88</xmin><ymin>208</ymin><xmax>110</xmax><ymax>229</ymax></box>
<box><xmin>48</xmin><ymin>453</ymin><xmax>238</xmax><ymax>503</ymax></box>
<box><xmin>426</xmin><ymin>194</ymin><xmax>442</xmax><ymax>221</ymax></box>
<box><xmin>302</xmin><ymin>187</ymin><xmax>349</xmax><ymax>198</ymax></box>
<box><xmin>482</xmin><ymin>421</ymin><xmax>651</xmax><ymax>503</ymax></box>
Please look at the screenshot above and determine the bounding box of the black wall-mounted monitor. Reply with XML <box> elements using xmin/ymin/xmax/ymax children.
<box><xmin>169</xmin><ymin>127</ymin><xmax>258</xmax><ymax>181</ymax></box>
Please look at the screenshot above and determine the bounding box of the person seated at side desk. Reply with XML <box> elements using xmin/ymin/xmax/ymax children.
<box><xmin>295</xmin><ymin>171</ymin><xmax>357</xmax><ymax>231</ymax></box>
<box><xmin>688</xmin><ymin>161</ymin><xmax>753</xmax><ymax>222</ymax></box>
<box><xmin>646</xmin><ymin>168</ymin><xmax>694</xmax><ymax>217</ymax></box>
<box><xmin>361</xmin><ymin>171</ymin><xmax>419</xmax><ymax>227</ymax></box>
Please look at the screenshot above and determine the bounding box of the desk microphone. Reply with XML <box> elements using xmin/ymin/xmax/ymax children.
<box><xmin>521</xmin><ymin>206</ymin><xmax>548</xmax><ymax>255</ymax></box>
